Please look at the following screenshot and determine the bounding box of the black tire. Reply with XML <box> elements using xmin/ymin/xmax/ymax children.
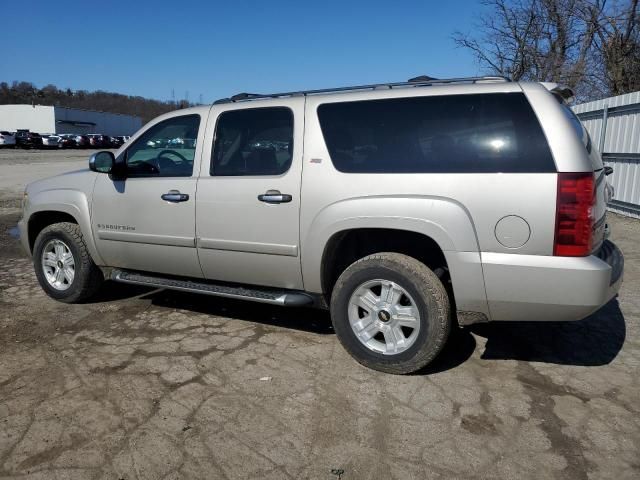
<box><xmin>33</xmin><ymin>222</ymin><xmax>104</xmax><ymax>303</ymax></box>
<box><xmin>330</xmin><ymin>252</ymin><xmax>451</xmax><ymax>374</ymax></box>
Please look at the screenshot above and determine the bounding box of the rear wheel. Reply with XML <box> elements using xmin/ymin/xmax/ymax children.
<box><xmin>330</xmin><ymin>252</ymin><xmax>451</xmax><ymax>374</ymax></box>
<box><xmin>33</xmin><ymin>222</ymin><xmax>103</xmax><ymax>303</ymax></box>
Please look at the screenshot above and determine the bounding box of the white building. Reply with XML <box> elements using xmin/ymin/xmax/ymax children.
<box><xmin>0</xmin><ymin>104</ymin><xmax>143</xmax><ymax>136</ymax></box>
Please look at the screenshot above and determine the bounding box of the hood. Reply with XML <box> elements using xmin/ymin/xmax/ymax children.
<box><xmin>26</xmin><ymin>168</ymin><xmax>99</xmax><ymax>198</ymax></box>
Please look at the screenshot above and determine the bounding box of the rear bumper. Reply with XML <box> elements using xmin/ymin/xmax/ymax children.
<box><xmin>481</xmin><ymin>240</ymin><xmax>623</xmax><ymax>321</ymax></box>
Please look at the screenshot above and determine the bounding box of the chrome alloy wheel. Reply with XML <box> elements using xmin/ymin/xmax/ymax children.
<box><xmin>348</xmin><ymin>279</ymin><xmax>421</xmax><ymax>355</ymax></box>
<box><xmin>41</xmin><ymin>239</ymin><xmax>75</xmax><ymax>291</ymax></box>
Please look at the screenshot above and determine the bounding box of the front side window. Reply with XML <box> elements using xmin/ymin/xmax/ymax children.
<box><xmin>318</xmin><ymin>93</ymin><xmax>556</xmax><ymax>173</ymax></box>
<box><xmin>125</xmin><ymin>114</ymin><xmax>200</xmax><ymax>177</ymax></box>
<box><xmin>211</xmin><ymin>107</ymin><xmax>293</xmax><ymax>176</ymax></box>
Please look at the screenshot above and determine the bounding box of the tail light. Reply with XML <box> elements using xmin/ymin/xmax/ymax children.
<box><xmin>554</xmin><ymin>172</ymin><xmax>595</xmax><ymax>256</ymax></box>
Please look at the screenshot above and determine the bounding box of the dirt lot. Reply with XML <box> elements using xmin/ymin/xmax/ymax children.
<box><xmin>0</xmin><ymin>149</ymin><xmax>639</xmax><ymax>479</ymax></box>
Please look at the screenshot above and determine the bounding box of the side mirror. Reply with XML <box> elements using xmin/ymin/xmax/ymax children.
<box><xmin>604</xmin><ymin>166</ymin><xmax>614</xmax><ymax>176</ymax></box>
<box><xmin>89</xmin><ymin>151</ymin><xmax>115</xmax><ymax>173</ymax></box>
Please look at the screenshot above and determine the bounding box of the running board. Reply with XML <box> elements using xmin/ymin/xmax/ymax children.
<box><xmin>111</xmin><ymin>269</ymin><xmax>314</xmax><ymax>307</ymax></box>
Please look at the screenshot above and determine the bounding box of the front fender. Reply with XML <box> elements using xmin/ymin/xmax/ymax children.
<box><xmin>26</xmin><ymin>189</ymin><xmax>105</xmax><ymax>265</ymax></box>
<box><xmin>301</xmin><ymin>196</ymin><xmax>489</xmax><ymax>316</ymax></box>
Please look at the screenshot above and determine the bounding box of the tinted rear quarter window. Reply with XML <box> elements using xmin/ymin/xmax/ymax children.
<box><xmin>318</xmin><ymin>93</ymin><xmax>556</xmax><ymax>173</ymax></box>
<box><xmin>556</xmin><ymin>97</ymin><xmax>603</xmax><ymax>171</ymax></box>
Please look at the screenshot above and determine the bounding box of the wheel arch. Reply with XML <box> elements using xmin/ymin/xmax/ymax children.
<box><xmin>301</xmin><ymin>196</ymin><xmax>490</xmax><ymax>318</ymax></box>
<box><xmin>320</xmin><ymin>228</ymin><xmax>450</xmax><ymax>301</ymax></box>
<box><xmin>25</xmin><ymin>190</ymin><xmax>104</xmax><ymax>265</ymax></box>
<box><xmin>28</xmin><ymin>210</ymin><xmax>78</xmax><ymax>252</ymax></box>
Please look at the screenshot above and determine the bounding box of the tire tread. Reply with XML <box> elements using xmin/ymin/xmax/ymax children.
<box><xmin>33</xmin><ymin>222</ymin><xmax>103</xmax><ymax>303</ymax></box>
<box><xmin>330</xmin><ymin>252</ymin><xmax>451</xmax><ymax>374</ymax></box>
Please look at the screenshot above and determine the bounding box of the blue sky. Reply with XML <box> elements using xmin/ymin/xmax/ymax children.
<box><xmin>2</xmin><ymin>0</ymin><xmax>488</xmax><ymax>103</ymax></box>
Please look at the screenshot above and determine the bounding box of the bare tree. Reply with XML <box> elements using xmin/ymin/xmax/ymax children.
<box><xmin>453</xmin><ymin>0</ymin><xmax>540</xmax><ymax>81</ymax></box>
<box><xmin>453</xmin><ymin>0</ymin><xmax>639</xmax><ymax>99</ymax></box>
<box><xmin>593</xmin><ymin>0</ymin><xmax>640</xmax><ymax>94</ymax></box>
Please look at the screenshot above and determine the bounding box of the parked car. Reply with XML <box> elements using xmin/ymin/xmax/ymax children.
<box><xmin>17</xmin><ymin>76</ymin><xmax>623</xmax><ymax>374</ymax></box>
<box><xmin>0</xmin><ymin>131</ymin><xmax>16</xmax><ymax>147</ymax></box>
<box><xmin>110</xmin><ymin>136</ymin><xmax>125</xmax><ymax>148</ymax></box>
<box><xmin>41</xmin><ymin>134</ymin><xmax>61</xmax><ymax>148</ymax></box>
<box><xmin>87</xmin><ymin>134</ymin><xmax>110</xmax><ymax>148</ymax></box>
<box><xmin>57</xmin><ymin>134</ymin><xmax>78</xmax><ymax>149</ymax></box>
<box><xmin>146</xmin><ymin>138</ymin><xmax>169</xmax><ymax>149</ymax></box>
<box><xmin>15</xmin><ymin>130</ymin><xmax>43</xmax><ymax>149</ymax></box>
<box><xmin>74</xmin><ymin>135</ymin><xmax>90</xmax><ymax>148</ymax></box>
<box><xmin>110</xmin><ymin>136</ymin><xmax>130</xmax><ymax>148</ymax></box>
<box><xmin>167</xmin><ymin>137</ymin><xmax>185</xmax><ymax>148</ymax></box>
<box><xmin>101</xmin><ymin>135</ymin><xmax>113</xmax><ymax>148</ymax></box>
<box><xmin>87</xmin><ymin>134</ymin><xmax>100</xmax><ymax>147</ymax></box>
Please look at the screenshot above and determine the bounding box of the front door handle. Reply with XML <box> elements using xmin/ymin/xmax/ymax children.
<box><xmin>258</xmin><ymin>189</ymin><xmax>292</xmax><ymax>204</ymax></box>
<box><xmin>161</xmin><ymin>190</ymin><xmax>189</xmax><ymax>203</ymax></box>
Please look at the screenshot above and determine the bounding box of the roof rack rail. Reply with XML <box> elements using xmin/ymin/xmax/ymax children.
<box><xmin>213</xmin><ymin>76</ymin><xmax>510</xmax><ymax>104</ymax></box>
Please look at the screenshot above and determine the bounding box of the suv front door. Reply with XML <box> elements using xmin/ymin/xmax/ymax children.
<box><xmin>196</xmin><ymin>99</ymin><xmax>304</xmax><ymax>289</ymax></box>
<box><xmin>91</xmin><ymin>113</ymin><xmax>206</xmax><ymax>278</ymax></box>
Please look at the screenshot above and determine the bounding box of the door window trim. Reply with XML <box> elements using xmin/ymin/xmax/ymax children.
<box><xmin>121</xmin><ymin>113</ymin><xmax>202</xmax><ymax>179</ymax></box>
<box><xmin>210</xmin><ymin>106</ymin><xmax>295</xmax><ymax>177</ymax></box>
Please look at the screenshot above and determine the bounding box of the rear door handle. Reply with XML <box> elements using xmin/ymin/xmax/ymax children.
<box><xmin>258</xmin><ymin>189</ymin><xmax>292</xmax><ymax>204</ymax></box>
<box><xmin>161</xmin><ymin>190</ymin><xmax>189</xmax><ymax>203</ymax></box>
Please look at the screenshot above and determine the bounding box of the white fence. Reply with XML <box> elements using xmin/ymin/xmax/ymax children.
<box><xmin>573</xmin><ymin>91</ymin><xmax>640</xmax><ymax>218</ymax></box>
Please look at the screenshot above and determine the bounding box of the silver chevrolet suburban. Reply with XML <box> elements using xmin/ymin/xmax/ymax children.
<box><xmin>18</xmin><ymin>76</ymin><xmax>624</xmax><ymax>374</ymax></box>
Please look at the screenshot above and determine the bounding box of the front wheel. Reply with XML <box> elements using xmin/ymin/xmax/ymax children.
<box><xmin>33</xmin><ymin>222</ymin><xmax>104</xmax><ymax>303</ymax></box>
<box><xmin>330</xmin><ymin>252</ymin><xmax>451</xmax><ymax>374</ymax></box>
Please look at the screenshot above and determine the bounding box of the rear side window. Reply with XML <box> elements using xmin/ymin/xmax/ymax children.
<box><xmin>318</xmin><ymin>93</ymin><xmax>556</xmax><ymax>173</ymax></box>
<box><xmin>557</xmin><ymin>98</ymin><xmax>603</xmax><ymax>170</ymax></box>
<box><xmin>211</xmin><ymin>107</ymin><xmax>293</xmax><ymax>176</ymax></box>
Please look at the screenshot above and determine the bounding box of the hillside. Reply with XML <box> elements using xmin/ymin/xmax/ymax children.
<box><xmin>0</xmin><ymin>81</ymin><xmax>194</xmax><ymax>123</ymax></box>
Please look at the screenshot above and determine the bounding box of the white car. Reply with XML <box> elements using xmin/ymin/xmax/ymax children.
<box><xmin>0</xmin><ymin>131</ymin><xmax>16</xmax><ymax>147</ymax></box>
<box><xmin>41</xmin><ymin>134</ymin><xmax>61</xmax><ymax>148</ymax></box>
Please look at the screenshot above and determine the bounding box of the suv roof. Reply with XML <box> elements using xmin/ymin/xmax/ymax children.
<box><xmin>213</xmin><ymin>75</ymin><xmax>510</xmax><ymax>105</ymax></box>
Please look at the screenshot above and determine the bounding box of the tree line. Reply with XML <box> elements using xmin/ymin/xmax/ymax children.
<box><xmin>454</xmin><ymin>0</ymin><xmax>639</xmax><ymax>100</ymax></box>
<box><xmin>0</xmin><ymin>81</ymin><xmax>194</xmax><ymax>123</ymax></box>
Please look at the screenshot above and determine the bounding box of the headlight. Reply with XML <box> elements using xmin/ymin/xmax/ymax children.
<box><xmin>21</xmin><ymin>191</ymin><xmax>29</xmax><ymax>211</ymax></box>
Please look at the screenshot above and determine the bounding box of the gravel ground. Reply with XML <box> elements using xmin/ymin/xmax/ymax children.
<box><xmin>0</xmin><ymin>151</ymin><xmax>638</xmax><ymax>479</ymax></box>
<box><xmin>0</xmin><ymin>149</ymin><xmax>107</xmax><ymax>201</ymax></box>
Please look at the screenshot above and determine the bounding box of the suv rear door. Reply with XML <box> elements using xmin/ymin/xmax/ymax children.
<box><xmin>196</xmin><ymin>98</ymin><xmax>305</xmax><ymax>289</ymax></box>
